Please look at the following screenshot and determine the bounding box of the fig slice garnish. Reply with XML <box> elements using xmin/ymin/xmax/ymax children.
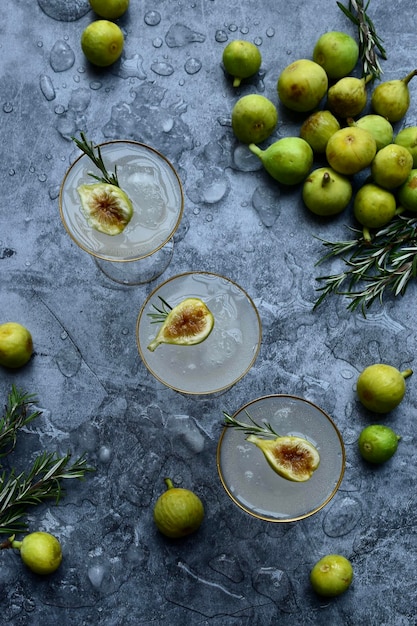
<box><xmin>77</xmin><ymin>182</ymin><xmax>133</xmax><ymax>236</ymax></box>
<box><xmin>147</xmin><ymin>297</ymin><xmax>214</xmax><ymax>352</ymax></box>
<box><xmin>223</xmin><ymin>410</ymin><xmax>320</xmax><ymax>482</ymax></box>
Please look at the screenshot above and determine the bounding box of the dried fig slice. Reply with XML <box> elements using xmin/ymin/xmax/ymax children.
<box><xmin>77</xmin><ymin>182</ymin><xmax>133</xmax><ymax>236</ymax></box>
<box><xmin>246</xmin><ymin>434</ymin><xmax>320</xmax><ymax>482</ymax></box>
<box><xmin>147</xmin><ymin>297</ymin><xmax>214</xmax><ymax>352</ymax></box>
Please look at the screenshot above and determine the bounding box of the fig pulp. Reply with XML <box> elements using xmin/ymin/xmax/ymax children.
<box><xmin>327</xmin><ymin>76</ymin><xmax>369</xmax><ymax>119</ymax></box>
<box><xmin>313</xmin><ymin>31</ymin><xmax>359</xmax><ymax>80</ymax></box>
<box><xmin>249</xmin><ymin>137</ymin><xmax>313</xmax><ymax>185</ymax></box>
<box><xmin>222</xmin><ymin>40</ymin><xmax>262</xmax><ymax>87</ymax></box>
<box><xmin>325</xmin><ymin>127</ymin><xmax>377</xmax><ymax>175</ymax></box>
<box><xmin>277</xmin><ymin>59</ymin><xmax>328</xmax><ymax>113</ymax></box>
<box><xmin>302</xmin><ymin>167</ymin><xmax>352</xmax><ymax>216</ymax></box>
<box><xmin>231</xmin><ymin>94</ymin><xmax>277</xmax><ymax>144</ymax></box>
<box><xmin>77</xmin><ymin>182</ymin><xmax>133</xmax><ymax>235</ymax></box>
<box><xmin>300</xmin><ymin>110</ymin><xmax>340</xmax><ymax>154</ymax></box>
<box><xmin>371</xmin><ymin>69</ymin><xmax>417</xmax><ymax>123</ymax></box>
<box><xmin>147</xmin><ymin>297</ymin><xmax>214</xmax><ymax>352</ymax></box>
<box><xmin>247</xmin><ymin>434</ymin><xmax>320</xmax><ymax>482</ymax></box>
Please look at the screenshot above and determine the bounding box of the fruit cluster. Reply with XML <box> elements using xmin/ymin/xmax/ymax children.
<box><xmin>80</xmin><ymin>0</ymin><xmax>129</xmax><ymax>67</ymax></box>
<box><xmin>224</xmin><ymin>33</ymin><xmax>417</xmax><ymax>236</ymax></box>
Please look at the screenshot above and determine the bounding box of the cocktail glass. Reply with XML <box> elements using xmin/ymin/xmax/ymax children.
<box><xmin>59</xmin><ymin>140</ymin><xmax>184</xmax><ymax>285</ymax></box>
<box><xmin>136</xmin><ymin>271</ymin><xmax>262</xmax><ymax>395</ymax></box>
<box><xmin>217</xmin><ymin>395</ymin><xmax>345</xmax><ymax>522</ymax></box>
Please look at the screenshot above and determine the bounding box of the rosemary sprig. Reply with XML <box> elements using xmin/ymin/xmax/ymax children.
<box><xmin>223</xmin><ymin>411</ymin><xmax>280</xmax><ymax>439</ymax></box>
<box><xmin>0</xmin><ymin>386</ymin><xmax>42</xmax><ymax>458</ymax></box>
<box><xmin>314</xmin><ymin>215</ymin><xmax>417</xmax><ymax>314</ymax></box>
<box><xmin>337</xmin><ymin>0</ymin><xmax>387</xmax><ymax>80</ymax></box>
<box><xmin>147</xmin><ymin>297</ymin><xmax>173</xmax><ymax>324</ymax></box>
<box><xmin>71</xmin><ymin>131</ymin><xmax>120</xmax><ymax>187</ymax></box>
<box><xmin>0</xmin><ymin>451</ymin><xmax>94</xmax><ymax>535</ymax></box>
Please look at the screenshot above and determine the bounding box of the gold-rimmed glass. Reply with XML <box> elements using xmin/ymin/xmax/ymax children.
<box><xmin>136</xmin><ymin>271</ymin><xmax>262</xmax><ymax>395</ymax></box>
<box><xmin>59</xmin><ymin>140</ymin><xmax>184</xmax><ymax>285</ymax></box>
<box><xmin>217</xmin><ymin>394</ymin><xmax>345</xmax><ymax>522</ymax></box>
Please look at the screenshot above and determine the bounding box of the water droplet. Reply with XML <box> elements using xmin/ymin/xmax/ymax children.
<box><xmin>48</xmin><ymin>185</ymin><xmax>60</xmax><ymax>200</ymax></box>
<box><xmin>184</xmin><ymin>57</ymin><xmax>202</xmax><ymax>75</ymax></box>
<box><xmin>228</xmin><ymin>24</ymin><xmax>238</xmax><ymax>32</ymax></box>
<box><xmin>37</xmin><ymin>0</ymin><xmax>90</xmax><ymax>22</ymax></box>
<box><xmin>144</xmin><ymin>10</ymin><xmax>161</xmax><ymax>26</ymax></box>
<box><xmin>233</xmin><ymin>145</ymin><xmax>262</xmax><ymax>172</ymax></box>
<box><xmin>252</xmin><ymin>184</ymin><xmax>281</xmax><ymax>227</ymax></box>
<box><xmin>88</xmin><ymin>564</ymin><xmax>106</xmax><ymax>589</ymax></box>
<box><xmin>152</xmin><ymin>37</ymin><xmax>163</xmax><ymax>48</ymax></box>
<box><xmin>121</xmin><ymin>328</ymin><xmax>129</xmax><ymax>335</ymax></box>
<box><xmin>90</xmin><ymin>81</ymin><xmax>102</xmax><ymax>90</ymax></box>
<box><xmin>54</xmin><ymin>104</ymin><xmax>65</xmax><ymax>114</ymax></box>
<box><xmin>323</xmin><ymin>497</ymin><xmax>362</xmax><ymax>537</ymax></box>
<box><xmin>56</xmin><ymin>346</ymin><xmax>82</xmax><ymax>377</ymax></box>
<box><xmin>50</xmin><ymin>39</ymin><xmax>75</xmax><ymax>72</ymax></box>
<box><xmin>215</xmin><ymin>30</ymin><xmax>228</xmax><ymax>43</ymax></box>
<box><xmin>240</xmin><ymin>26</ymin><xmax>249</xmax><ymax>34</ymax></box>
<box><xmin>3</xmin><ymin>102</ymin><xmax>13</xmax><ymax>113</ymax></box>
<box><xmin>117</xmin><ymin>54</ymin><xmax>147</xmax><ymax>80</ymax></box>
<box><xmin>151</xmin><ymin>61</ymin><xmax>175</xmax><ymax>76</ymax></box>
<box><xmin>69</xmin><ymin>87</ymin><xmax>91</xmax><ymax>111</ymax></box>
<box><xmin>165</xmin><ymin>23</ymin><xmax>206</xmax><ymax>47</ymax></box>
<box><xmin>38</xmin><ymin>173</ymin><xmax>47</xmax><ymax>182</ymax></box>
<box><xmin>60</xmin><ymin>331</ymin><xmax>68</xmax><ymax>340</ymax></box>
<box><xmin>193</xmin><ymin>207</ymin><xmax>201</xmax><ymax>215</ymax></box>
<box><xmin>266</xmin><ymin>27</ymin><xmax>275</xmax><ymax>37</ymax></box>
<box><xmin>254</xmin><ymin>36</ymin><xmax>263</xmax><ymax>46</ymax></box>
<box><xmin>99</xmin><ymin>445</ymin><xmax>112</xmax><ymax>463</ymax></box>
<box><xmin>8</xmin><ymin>169</ymin><xmax>15</xmax><ymax>176</ymax></box>
<box><xmin>39</xmin><ymin>75</ymin><xmax>56</xmax><ymax>101</ymax></box>
<box><xmin>206</xmin><ymin>213</ymin><xmax>213</xmax><ymax>222</ymax></box>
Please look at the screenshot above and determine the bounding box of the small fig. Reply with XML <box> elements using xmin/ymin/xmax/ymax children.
<box><xmin>249</xmin><ymin>137</ymin><xmax>313</xmax><ymax>185</ymax></box>
<box><xmin>357</xmin><ymin>363</ymin><xmax>412</xmax><ymax>413</ymax></box>
<box><xmin>397</xmin><ymin>169</ymin><xmax>417</xmax><ymax>212</ymax></box>
<box><xmin>395</xmin><ymin>126</ymin><xmax>417</xmax><ymax>167</ymax></box>
<box><xmin>371</xmin><ymin>144</ymin><xmax>413</xmax><ymax>189</ymax></box>
<box><xmin>300</xmin><ymin>110</ymin><xmax>340</xmax><ymax>154</ymax></box>
<box><xmin>303</xmin><ymin>167</ymin><xmax>352</xmax><ymax>216</ymax></box>
<box><xmin>326</xmin><ymin>127</ymin><xmax>377</xmax><ymax>175</ymax></box>
<box><xmin>349</xmin><ymin>114</ymin><xmax>393</xmax><ymax>151</ymax></box>
<box><xmin>222</xmin><ymin>40</ymin><xmax>262</xmax><ymax>87</ymax></box>
<box><xmin>327</xmin><ymin>76</ymin><xmax>369</xmax><ymax>119</ymax></box>
<box><xmin>277</xmin><ymin>59</ymin><xmax>328</xmax><ymax>113</ymax></box>
<box><xmin>353</xmin><ymin>183</ymin><xmax>397</xmax><ymax>241</ymax></box>
<box><xmin>371</xmin><ymin>69</ymin><xmax>417</xmax><ymax>123</ymax></box>
<box><xmin>77</xmin><ymin>182</ymin><xmax>133</xmax><ymax>235</ymax></box>
<box><xmin>231</xmin><ymin>94</ymin><xmax>278</xmax><ymax>144</ymax></box>
<box><xmin>313</xmin><ymin>31</ymin><xmax>359</xmax><ymax>80</ymax></box>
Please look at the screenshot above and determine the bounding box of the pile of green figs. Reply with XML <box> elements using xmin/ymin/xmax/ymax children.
<box><xmin>223</xmin><ymin>33</ymin><xmax>417</xmax><ymax>230</ymax></box>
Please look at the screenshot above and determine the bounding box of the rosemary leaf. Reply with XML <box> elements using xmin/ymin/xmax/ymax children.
<box><xmin>223</xmin><ymin>411</ymin><xmax>281</xmax><ymax>438</ymax></box>
<box><xmin>72</xmin><ymin>132</ymin><xmax>120</xmax><ymax>187</ymax></box>
<box><xmin>0</xmin><ymin>386</ymin><xmax>42</xmax><ymax>458</ymax></box>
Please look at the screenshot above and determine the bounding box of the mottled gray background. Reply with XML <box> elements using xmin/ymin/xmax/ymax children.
<box><xmin>1</xmin><ymin>1</ymin><xmax>416</xmax><ymax>624</ymax></box>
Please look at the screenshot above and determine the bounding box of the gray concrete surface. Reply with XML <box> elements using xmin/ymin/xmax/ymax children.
<box><xmin>1</xmin><ymin>1</ymin><xmax>417</xmax><ymax>624</ymax></box>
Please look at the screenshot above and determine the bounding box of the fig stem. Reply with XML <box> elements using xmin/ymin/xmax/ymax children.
<box><xmin>402</xmin><ymin>69</ymin><xmax>417</xmax><ymax>86</ymax></box>
<box><xmin>0</xmin><ymin>534</ymin><xmax>15</xmax><ymax>550</ymax></box>
<box><xmin>11</xmin><ymin>539</ymin><xmax>22</xmax><ymax>550</ymax></box>
<box><xmin>401</xmin><ymin>368</ymin><xmax>413</xmax><ymax>380</ymax></box>
<box><xmin>164</xmin><ymin>478</ymin><xmax>174</xmax><ymax>490</ymax></box>
<box><xmin>362</xmin><ymin>226</ymin><xmax>372</xmax><ymax>242</ymax></box>
<box><xmin>248</xmin><ymin>143</ymin><xmax>263</xmax><ymax>158</ymax></box>
<box><xmin>233</xmin><ymin>77</ymin><xmax>242</xmax><ymax>88</ymax></box>
<box><xmin>321</xmin><ymin>173</ymin><xmax>331</xmax><ymax>187</ymax></box>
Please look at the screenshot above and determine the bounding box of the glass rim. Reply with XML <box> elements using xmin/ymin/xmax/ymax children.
<box><xmin>58</xmin><ymin>139</ymin><xmax>184</xmax><ymax>262</ymax></box>
<box><xmin>216</xmin><ymin>394</ymin><xmax>346</xmax><ymax>523</ymax></box>
<box><xmin>136</xmin><ymin>271</ymin><xmax>262</xmax><ymax>395</ymax></box>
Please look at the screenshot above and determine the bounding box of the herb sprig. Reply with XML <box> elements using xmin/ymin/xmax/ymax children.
<box><xmin>0</xmin><ymin>387</ymin><xmax>94</xmax><ymax>535</ymax></box>
<box><xmin>314</xmin><ymin>215</ymin><xmax>417</xmax><ymax>314</ymax></box>
<box><xmin>223</xmin><ymin>411</ymin><xmax>280</xmax><ymax>439</ymax></box>
<box><xmin>72</xmin><ymin>132</ymin><xmax>120</xmax><ymax>187</ymax></box>
<box><xmin>147</xmin><ymin>297</ymin><xmax>173</xmax><ymax>324</ymax></box>
<box><xmin>337</xmin><ymin>0</ymin><xmax>387</xmax><ymax>80</ymax></box>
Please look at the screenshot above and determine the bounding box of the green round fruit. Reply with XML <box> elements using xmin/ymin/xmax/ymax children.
<box><xmin>12</xmin><ymin>532</ymin><xmax>62</xmax><ymax>575</ymax></box>
<box><xmin>397</xmin><ymin>169</ymin><xmax>417</xmax><ymax>212</ymax></box>
<box><xmin>89</xmin><ymin>0</ymin><xmax>129</xmax><ymax>19</ymax></box>
<box><xmin>353</xmin><ymin>183</ymin><xmax>397</xmax><ymax>230</ymax></box>
<box><xmin>371</xmin><ymin>143</ymin><xmax>413</xmax><ymax>189</ymax></box>
<box><xmin>81</xmin><ymin>20</ymin><xmax>124</xmax><ymax>67</ymax></box>
<box><xmin>313</xmin><ymin>31</ymin><xmax>359</xmax><ymax>80</ymax></box>
<box><xmin>277</xmin><ymin>59</ymin><xmax>328</xmax><ymax>113</ymax></box>
<box><xmin>354</xmin><ymin>115</ymin><xmax>394</xmax><ymax>151</ymax></box>
<box><xmin>326</xmin><ymin>127</ymin><xmax>377</xmax><ymax>175</ymax></box>
<box><xmin>153</xmin><ymin>478</ymin><xmax>204</xmax><ymax>538</ymax></box>
<box><xmin>222</xmin><ymin>40</ymin><xmax>262</xmax><ymax>87</ymax></box>
<box><xmin>303</xmin><ymin>167</ymin><xmax>352</xmax><ymax>216</ymax></box>
<box><xmin>395</xmin><ymin>126</ymin><xmax>417</xmax><ymax>167</ymax></box>
<box><xmin>358</xmin><ymin>424</ymin><xmax>400</xmax><ymax>463</ymax></box>
<box><xmin>249</xmin><ymin>137</ymin><xmax>313</xmax><ymax>185</ymax></box>
<box><xmin>310</xmin><ymin>554</ymin><xmax>353</xmax><ymax>597</ymax></box>
<box><xmin>0</xmin><ymin>322</ymin><xmax>33</xmax><ymax>368</ymax></box>
<box><xmin>231</xmin><ymin>94</ymin><xmax>277</xmax><ymax>144</ymax></box>
<box><xmin>300</xmin><ymin>110</ymin><xmax>340</xmax><ymax>154</ymax></box>
<box><xmin>357</xmin><ymin>363</ymin><xmax>413</xmax><ymax>413</ymax></box>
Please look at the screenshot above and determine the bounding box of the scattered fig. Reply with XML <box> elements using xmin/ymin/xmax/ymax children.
<box><xmin>327</xmin><ymin>76</ymin><xmax>369</xmax><ymax>119</ymax></box>
<box><xmin>277</xmin><ymin>59</ymin><xmax>328</xmax><ymax>113</ymax></box>
<box><xmin>358</xmin><ymin>424</ymin><xmax>400</xmax><ymax>464</ymax></box>
<box><xmin>371</xmin><ymin>69</ymin><xmax>417</xmax><ymax>123</ymax></box>
<box><xmin>353</xmin><ymin>183</ymin><xmax>397</xmax><ymax>240</ymax></box>
<box><xmin>397</xmin><ymin>169</ymin><xmax>417</xmax><ymax>212</ymax></box>
<box><xmin>349</xmin><ymin>114</ymin><xmax>394</xmax><ymax>151</ymax></box>
<box><xmin>313</xmin><ymin>31</ymin><xmax>359</xmax><ymax>80</ymax></box>
<box><xmin>310</xmin><ymin>555</ymin><xmax>353</xmax><ymax>597</ymax></box>
<box><xmin>231</xmin><ymin>94</ymin><xmax>278</xmax><ymax>144</ymax></box>
<box><xmin>77</xmin><ymin>182</ymin><xmax>133</xmax><ymax>235</ymax></box>
<box><xmin>153</xmin><ymin>478</ymin><xmax>204</xmax><ymax>538</ymax></box>
<box><xmin>249</xmin><ymin>137</ymin><xmax>313</xmax><ymax>185</ymax></box>
<box><xmin>395</xmin><ymin>126</ymin><xmax>417</xmax><ymax>167</ymax></box>
<box><xmin>356</xmin><ymin>363</ymin><xmax>413</xmax><ymax>413</ymax></box>
<box><xmin>325</xmin><ymin>127</ymin><xmax>377</xmax><ymax>175</ymax></box>
<box><xmin>222</xmin><ymin>40</ymin><xmax>262</xmax><ymax>87</ymax></box>
<box><xmin>302</xmin><ymin>167</ymin><xmax>352</xmax><ymax>216</ymax></box>
<box><xmin>371</xmin><ymin>144</ymin><xmax>413</xmax><ymax>189</ymax></box>
<box><xmin>300</xmin><ymin>110</ymin><xmax>340</xmax><ymax>154</ymax></box>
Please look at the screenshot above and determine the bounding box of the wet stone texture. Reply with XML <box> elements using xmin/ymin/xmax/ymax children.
<box><xmin>1</xmin><ymin>1</ymin><xmax>417</xmax><ymax>625</ymax></box>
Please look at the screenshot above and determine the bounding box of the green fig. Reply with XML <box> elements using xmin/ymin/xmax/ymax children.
<box><xmin>222</xmin><ymin>40</ymin><xmax>262</xmax><ymax>87</ymax></box>
<box><xmin>231</xmin><ymin>94</ymin><xmax>278</xmax><ymax>144</ymax></box>
<box><xmin>302</xmin><ymin>167</ymin><xmax>352</xmax><ymax>216</ymax></box>
<box><xmin>313</xmin><ymin>31</ymin><xmax>359</xmax><ymax>80</ymax></box>
<box><xmin>249</xmin><ymin>137</ymin><xmax>313</xmax><ymax>185</ymax></box>
<box><xmin>277</xmin><ymin>59</ymin><xmax>328</xmax><ymax>113</ymax></box>
<box><xmin>395</xmin><ymin>127</ymin><xmax>417</xmax><ymax>167</ymax></box>
<box><xmin>326</xmin><ymin>127</ymin><xmax>377</xmax><ymax>175</ymax></box>
<box><xmin>349</xmin><ymin>114</ymin><xmax>394</xmax><ymax>151</ymax></box>
<box><xmin>371</xmin><ymin>144</ymin><xmax>413</xmax><ymax>190</ymax></box>
<box><xmin>371</xmin><ymin>69</ymin><xmax>417</xmax><ymax>123</ymax></box>
<box><xmin>327</xmin><ymin>76</ymin><xmax>369</xmax><ymax>119</ymax></box>
<box><xmin>77</xmin><ymin>182</ymin><xmax>133</xmax><ymax>235</ymax></box>
<box><xmin>397</xmin><ymin>169</ymin><xmax>417</xmax><ymax>213</ymax></box>
<box><xmin>246</xmin><ymin>434</ymin><xmax>320</xmax><ymax>482</ymax></box>
<box><xmin>300</xmin><ymin>110</ymin><xmax>340</xmax><ymax>154</ymax></box>
<box><xmin>353</xmin><ymin>183</ymin><xmax>397</xmax><ymax>240</ymax></box>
